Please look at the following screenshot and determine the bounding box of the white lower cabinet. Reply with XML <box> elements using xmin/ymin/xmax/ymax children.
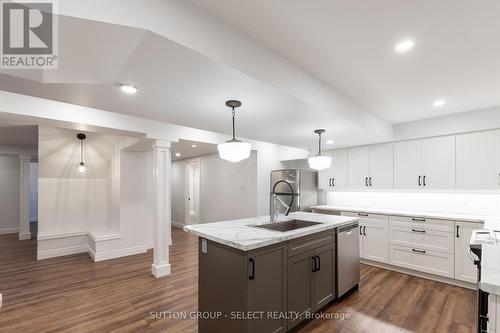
<box><xmin>388</xmin><ymin>245</ymin><xmax>454</xmax><ymax>278</ymax></box>
<box><xmin>455</xmin><ymin>221</ymin><xmax>483</xmax><ymax>283</ymax></box>
<box><xmin>338</xmin><ymin>210</ymin><xmax>482</xmax><ymax>284</ymax></box>
<box><xmin>342</xmin><ymin>212</ymin><xmax>388</xmax><ymax>263</ymax></box>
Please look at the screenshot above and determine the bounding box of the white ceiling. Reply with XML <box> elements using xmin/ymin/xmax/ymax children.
<box><xmin>171</xmin><ymin>139</ymin><xmax>218</xmax><ymax>161</ymax></box>
<box><xmin>1</xmin><ymin>13</ymin><xmax>384</xmax><ymax>149</ymax></box>
<box><xmin>189</xmin><ymin>0</ymin><xmax>500</xmax><ymax>124</ymax></box>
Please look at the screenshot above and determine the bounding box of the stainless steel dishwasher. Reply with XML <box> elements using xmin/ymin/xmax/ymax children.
<box><xmin>336</xmin><ymin>222</ymin><xmax>360</xmax><ymax>297</ymax></box>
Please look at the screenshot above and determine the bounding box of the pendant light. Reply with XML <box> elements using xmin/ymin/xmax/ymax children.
<box><xmin>217</xmin><ymin>100</ymin><xmax>251</xmax><ymax>162</ymax></box>
<box><xmin>308</xmin><ymin>129</ymin><xmax>332</xmax><ymax>171</ymax></box>
<box><xmin>76</xmin><ymin>133</ymin><xmax>88</xmax><ymax>174</ymax></box>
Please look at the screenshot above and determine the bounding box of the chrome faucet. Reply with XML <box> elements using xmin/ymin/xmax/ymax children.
<box><xmin>271</xmin><ymin>180</ymin><xmax>294</xmax><ymax>222</ymax></box>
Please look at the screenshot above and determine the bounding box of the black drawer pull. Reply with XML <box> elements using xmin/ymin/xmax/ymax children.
<box><xmin>249</xmin><ymin>258</ymin><xmax>255</xmax><ymax>280</ymax></box>
<box><xmin>312</xmin><ymin>256</ymin><xmax>317</xmax><ymax>272</ymax></box>
<box><xmin>358</xmin><ymin>213</ymin><xmax>369</xmax><ymax>217</ymax></box>
<box><xmin>332</xmin><ymin>178</ymin><xmax>335</xmax><ymax>187</ymax></box>
<box><xmin>412</xmin><ymin>229</ymin><xmax>426</xmax><ymax>233</ymax></box>
<box><xmin>365</xmin><ymin>177</ymin><xmax>368</xmax><ymax>187</ymax></box>
<box><xmin>363</xmin><ymin>226</ymin><xmax>367</xmax><ymax>236</ymax></box>
<box><xmin>316</xmin><ymin>255</ymin><xmax>321</xmax><ymax>272</ymax></box>
<box><xmin>412</xmin><ymin>248</ymin><xmax>426</xmax><ymax>254</ymax></box>
<box><xmin>418</xmin><ymin>175</ymin><xmax>422</xmax><ymax>186</ymax></box>
<box><xmin>456</xmin><ymin>225</ymin><xmax>460</xmax><ymax>238</ymax></box>
<box><xmin>423</xmin><ymin>175</ymin><xmax>426</xmax><ymax>186</ymax></box>
<box><xmin>412</xmin><ymin>218</ymin><xmax>426</xmax><ymax>222</ymax></box>
<box><xmin>369</xmin><ymin>177</ymin><xmax>372</xmax><ymax>186</ymax></box>
<box><xmin>359</xmin><ymin>226</ymin><xmax>363</xmax><ymax>236</ymax></box>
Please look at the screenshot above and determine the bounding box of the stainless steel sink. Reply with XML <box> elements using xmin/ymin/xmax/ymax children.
<box><xmin>252</xmin><ymin>219</ymin><xmax>321</xmax><ymax>232</ymax></box>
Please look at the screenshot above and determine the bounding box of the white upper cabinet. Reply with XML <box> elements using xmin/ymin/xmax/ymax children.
<box><xmin>317</xmin><ymin>150</ymin><xmax>348</xmax><ymax>190</ymax></box>
<box><xmin>317</xmin><ymin>150</ymin><xmax>334</xmax><ymax>190</ymax></box>
<box><xmin>348</xmin><ymin>144</ymin><xmax>393</xmax><ymax>189</ymax></box>
<box><xmin>348</xmin><ymin>147</ymin><xmax>369</xmax><ymax>188</ymax></box>
<box><xmin>331</xmin><ymin>150</ymin><xmax>348</xmax><ymax>189</ymax></box>
<box><xmin>394</xmin><ymin>136</ymin><xmax>455</xmax><ymax>189</ymax></box>
<box><xmin>421</xmin><ymin>136</ymin><xmax>456</xmax><ymax>189</ymax></box>
<box><xmin>394</xmin><ymin>140</ymin><xmax>422</xmax><ymax>189</ymax></box>
<box><xmin>456</xmin><ymin>130</ymin><xmax>500</xmax><ymax>189</ymax></box>
<box><xmin>368</xmin><ymin>143</ymin><xmax>394</xmax><ymax>189</ymax></box>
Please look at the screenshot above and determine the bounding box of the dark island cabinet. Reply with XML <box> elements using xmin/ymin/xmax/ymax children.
<box><xmin>198</xmin><ymin>229</ymin><xmax>336</xmax><ymax>333</ymax></box>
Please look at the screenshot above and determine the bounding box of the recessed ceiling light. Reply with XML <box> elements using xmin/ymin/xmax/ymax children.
<box><xmin>326</xmin><ymin>139</ymin><xmax>334</xmax><ymax>145</ymax></box>
<box><xmin>120</xmin><ymin>84</ymin><xmax>138</xmax><ymax>94</ymax></box>
<box><xmin>191</xmin><ymin>144</ymin><xmax>197</xmax><ymax>148</ymax></box>
<box><xmin>175</xmin><ymin>153</ymin><xmax>181</xmax><ymax>157</ymax></box>
<box><xmin>433</xmin><ymin>99</ymin><xmax>446</xmax><ymax>107</ymax></box>
<box><xmin>394</xmin><ymin>40</ymin><xmax>415</xmax><ymax>53</ymax></box>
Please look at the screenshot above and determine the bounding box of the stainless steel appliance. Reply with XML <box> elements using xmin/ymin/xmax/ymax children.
<box><xmin>470</xmin><ymin>229</ymin><xmax>500</xmax><ymax>333</ymax></box>
<box><xmin>337</xmin><ymin>222</ymin><xmax>360</xmax><ymax>297</ymax></box>
<box><xmin>270</xmin><ymin>169</ymin><xmax>317</xmax><ymax>219</ymax></box>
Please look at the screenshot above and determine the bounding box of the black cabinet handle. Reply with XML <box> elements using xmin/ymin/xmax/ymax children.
<box><xmin>365</xmin><ymin>177</ymin><xmax>368</xmax><ymax>187</ymax></box>
<box><xmin>328</xmin><ymin>178</ymin><xmax>331</xmax><ymax>186</ymax></box>
<box><xmin>358</xmin><ymin>213</ymin><xmax>369</xmax><ymax>217</ymax></box>
<box><xmin>249</xmin><ymin>258</ymin><xmax>255</xmax><ymax>280</ymax></box>
<box><xmin>316</xmin><ymin>255</ymin><xmax>321</xmax><ymax>272</ymax></box>
<box><xmin>359</xmin><ymin>226</ymin><xmax>363</xmax><ymax>235</ymax></box>
<box><xmin>412</xmin><ymin>229</ymin><xmax>426</xmax><ymax>233</ymax></box>
<box><xmin>363</xmin><ymin>226</ymin><xmax>367</xmax><ymax>236</ymax></box>
<box><xmin>418</xmin><ymin>176</ymin><xmax>422</xmax><ymax>186</ymax></box>
<box><xmin>412</xmin><ymin>218</ymin><xmax>426</xmax><ymax>222</ymax></box>
<box><xmin>412</xmin><ymin>248</ymin><xmax>426</xmax><ymax>254</ymax></box>
<box><xmin>332</xmin><ymin>178</ymin><xmax>335</xmax><ymax>187</ymax></box>
<box><xmin>369</xmin><ymin>177</ymin><xmax>372</xmax><ymax>187</ymax></box>
<box><xmin>456</xmin><ymin>225</ymin><xmax>460</xmax><ymax>238</ymax></box>
<box><xmin>312</xmin><ymin>256</ymin><xmax>317</xmax><ymax>272</ymax></box>
<box><xmin>423</xmin><ymin>175</ymin><xmax>426</xmax><ymax>186</ymax></box>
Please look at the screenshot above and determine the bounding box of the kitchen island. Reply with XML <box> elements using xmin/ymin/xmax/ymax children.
<box><xmin>184</xmin><ymin>212</ymin><xmax>359</xmax><ymax>333</ymax></box>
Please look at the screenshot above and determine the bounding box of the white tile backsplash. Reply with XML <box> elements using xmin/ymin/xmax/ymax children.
<box><xmin>326</xmin><ymin>192</ymin><xmax>500</xmax><ymax>216</ymax></box>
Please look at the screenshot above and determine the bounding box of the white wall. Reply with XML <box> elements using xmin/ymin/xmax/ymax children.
<box><xmin>38</xmin><ymin>127</ymin><xmax>115</xmax><ymax>236</ymax></box>
<box><xmin>171</xmin><ymin>151</ymin><xmax>258</xmax><ymax>224</ymax></box>
<box><xmin>326</xmin><ymin>191</ymin><xmax>500</xmax><ymax>216</ymax></box>
<box><xmin>0</xmin><ymin>155</ymin><xmax>20</xmax><ymax>233</ymax></box>
<box><xmin>29</xmin><ymin>162</ymin><xmax>38</xmax><ymax>222</ymax></box>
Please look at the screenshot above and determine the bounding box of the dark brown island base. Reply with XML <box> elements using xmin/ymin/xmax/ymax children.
<box><xmin>198</xmin><ymin>227</ymin><xmax>357</xmax><ymax>333</ymax></box>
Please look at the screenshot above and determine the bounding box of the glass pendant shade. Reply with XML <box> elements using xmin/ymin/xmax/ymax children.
<box><xmin>308</xmin><ymin>155</ymin><xmax>332</xmax><ymax>171</ymax></box>
<box><xmin>218</xmin><ymin>139</ymin><xmax>251</xmax><ymax>163</ymax></box>
<box><xmin>76</xmin><ymin>162</ymin><xmax>88</xmax><ymax>174</ymax></box>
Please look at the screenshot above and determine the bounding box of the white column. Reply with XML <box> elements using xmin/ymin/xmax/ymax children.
<box><xmin>19</xmin><ymin>155</ymin><xmax>31</xmax><ymax>240</ymax></box>
<box><xmin>151</xmin><ymin>140</ymin><xmax>172</xmax><ymax>278</ymax></box>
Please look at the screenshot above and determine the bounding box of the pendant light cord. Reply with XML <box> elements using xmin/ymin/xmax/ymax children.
<box><xmin>231</xmin><ymin>107</ymin><xmax>236</xmax><ymax>140</ymax></box>
<box><xmin>318</xmin><ymin>132</ymin><xmax>322</xmax><ymax>156</ymax></box>
<box><xmin>80</xmin><ymin>139</ymin><xmax>84</xmax><ymax>164</ymax></box>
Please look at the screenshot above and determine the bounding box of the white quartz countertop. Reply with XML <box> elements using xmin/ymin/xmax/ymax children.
<box><xmin>183</xmin><ymin>212</ymin><xmax>358</xmax><ymax>251</ymax></box>
<box><xmin>312</xmin><ymin>205</ymin><xmax>497</xmax><ymax>223</ymax></box>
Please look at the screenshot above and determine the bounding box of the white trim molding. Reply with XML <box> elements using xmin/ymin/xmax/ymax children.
<box><xmin>37</xmin><ymin>245</ymin><xmax>89</xmax><ymax>260</ymax></box>
<box><xmin>0</xmin><ymin>227</ymin><xmax>19</xmax><ymax>235</ymax></box>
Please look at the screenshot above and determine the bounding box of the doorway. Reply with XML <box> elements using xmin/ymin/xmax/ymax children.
<box><xmin>186</xmin><ymin>160</ymin><xmax>200</xmax><ymax>224</ymax></box>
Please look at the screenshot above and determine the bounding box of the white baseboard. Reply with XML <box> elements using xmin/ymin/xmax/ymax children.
<box><xmin>91</xmin><ymin>245</ymin><xmax>147</xmax><ymax>262</ymax></box>
<box><xmin>361</xmin><ymin>259</ymin><xmax>476</xmax><ymax>290</ymax></box>
<box><xmin>171</xmin><ymin>220</ymin><xmax>185</xmax><ymax>229</ymax></box>
<box><xmin>37</xmin><ymin>245</ymin><xmax>89</xmax><ymax>260</ymax></box>
<box><xmin>18</xmin><ymin>232</ymin><xmax>31</xmax><ymax>240</ymax></box>
<box><xmin>0</xmin><ymin>227</ymin><xmax>19</xmax><ymax>235</ymax></box>
<box><xmin>152</xmin><ymin>263</ymin><xmax>171</xmax><ymax>278</ymax></box>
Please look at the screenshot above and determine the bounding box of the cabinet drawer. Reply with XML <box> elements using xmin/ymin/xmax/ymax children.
<box><xmin>288</xmin><ymin>231</ymin><xmax>334</xmax><ymax>258</ymax></box>
<box><xmin>389</xmin><ymin>216</ymin><xmax>454</xmax><ymax>233</ymax></box>
<box><xmin>341</xmin><ymin>212</ymin><xmax>388</xmax><ymax>224</ymax></box>
<box><xmin>389</xmin><ymin>225</ymin><xmax>454</xmax><ymax>254</ymax></box>
<box><xmin>389</xmin><ymin>245</ymin><xmax>454</xmax><ymax>278</ymax></box>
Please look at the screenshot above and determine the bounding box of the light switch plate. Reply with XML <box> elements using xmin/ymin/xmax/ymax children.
<box><xmin>201</xmin><ymin>239</ymin><xmax>207</xmax><ymax>254</ymax></box>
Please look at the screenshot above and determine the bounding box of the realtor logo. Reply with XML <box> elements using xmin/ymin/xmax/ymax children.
<box><xmin>1</xmin><ymin>0</ymin><xmax>58</xmax><ymax>68</ymax></box>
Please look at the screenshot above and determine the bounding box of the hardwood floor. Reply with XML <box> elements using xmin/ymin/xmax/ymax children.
<box><xmin>0</xmin><ymin>229</ymin><xmax>476</xmax><ymax>333</ymax></box>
